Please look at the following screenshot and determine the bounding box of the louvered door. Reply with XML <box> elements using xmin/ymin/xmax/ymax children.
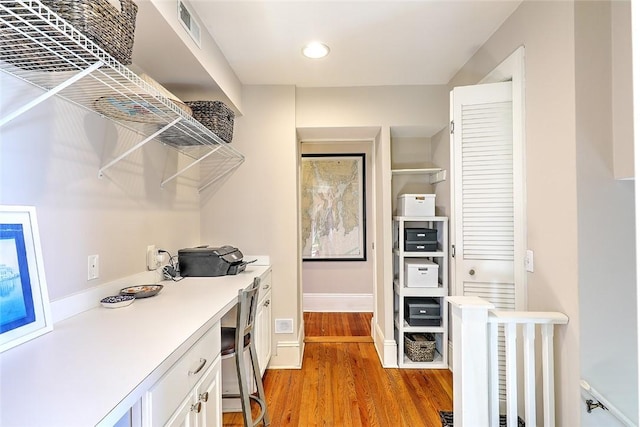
<box><xmin>451</xmin><ymin>81</ymin><xmax>524</xmax><ymax>403</ymax></box>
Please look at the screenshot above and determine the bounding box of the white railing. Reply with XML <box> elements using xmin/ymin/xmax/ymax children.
<box><xmin>447</xmin><ymin>296</ymin><xmax>569</xmax><ymax>427</ymax></box>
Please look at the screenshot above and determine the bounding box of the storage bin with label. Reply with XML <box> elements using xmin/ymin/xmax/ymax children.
<box><xmin>404</xmin><ymin>228</ymin><xmax>438</xmax><ymax>252</ymax></box>
<box><xmin>404</xmin><ymin>297</ymin><xmax>441</xmax><ymax>326</ymax></box>
<box><xmin>397</xmin><ymin>194</ymin><xmax>435</xmax><ymax>217</ymax></box>
<box><xmin>405</xmin><ymin>259</ymin><xmax>439</xmax><ymax>287</ymax></box>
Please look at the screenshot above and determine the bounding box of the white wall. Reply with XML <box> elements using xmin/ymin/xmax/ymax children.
<box><xmin>300</xmin><ymin>141</ymin><xmax>374</xmax><ymax>311</ymax></box>
<box><xmin>296</xmin><ymin>86</ymin><xmax>449</xmax><ymax>364</ymax></box>
<box><xmin>0</xmin><ymin>73</ymin><xmax>201</xmax><ymax>302</ymax></box>
<box><xmin>448</xmin><ymin>1</ymin><xmax>581</xmax><ymax>423</ymax></box>
<box><xmin>199</xmin><ymin>85</ymin><xmax>301</xmax><ymax>367</ymax></box>
<box><xmin>445</xmin><ymin>1</ymin><xmax>638</xmax><ymax>424</ymax></box>
<box><xmin>575</xmin><ymin>1</ymin><xmax>638</xmax><ymax>424</ymax></box>
<box><xmin>430</xmin><ymin>128</ymin><xmax>451</xmax><ymax>218</ymax></box>
<box><xmin>612</xmin><ymin>0</ymin><xmax>634</xmax><ymax>180</ymax></box>
<box><xmin>390</xmin><ymin>136</ymin><xmax>435</xmax><ymax>214</ymax></box>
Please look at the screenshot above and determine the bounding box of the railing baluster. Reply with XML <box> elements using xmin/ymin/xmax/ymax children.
<box><xmin>504</xmin><ymin>323</ymin><xmax>518</xmax><ymax>427</ymax></box>
<box><xmin>523</xmin><ymin>323</ymin><xmax>536</xmax><ymax>426</ymax></box>
<box><xmin>541</xmin><ymin>323</ymin><xmax>556</xmax><ymax>427</ymax></box>
<box><xmin>489</xmin><ymin>322</ymin><xmax>500</xmax><ymax>427</ymax></box>
<box><xmin>449</xmin><ymin>300</ymin><xmax>568</xmax><ymax>427</ymax></box>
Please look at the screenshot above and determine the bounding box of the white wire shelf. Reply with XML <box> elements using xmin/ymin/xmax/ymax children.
<box><xmin>0</xmin><ymin>0</ymin><xmax>244</xmax><ymax>191</ymax></box>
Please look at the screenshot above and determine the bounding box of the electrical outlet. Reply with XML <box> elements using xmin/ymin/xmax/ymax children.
<box><xmin>147</xmin><ymin>245</ymin><xmax>160</xmax><ymax>270</ymax></box>
<box><xmin>88</xmin><ymin>254</ymin><xmax>99</xmax><ymax>280</ymax></box>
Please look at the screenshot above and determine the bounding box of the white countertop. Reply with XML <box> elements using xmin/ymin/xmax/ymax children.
<box><xmin>0</xmin><ymin>265</ymin><xmax>270</xmax><ymax>427</ymax></box>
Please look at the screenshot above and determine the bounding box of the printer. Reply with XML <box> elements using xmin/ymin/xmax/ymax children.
<box><xmin>178</xmin><ymin>245</ymin><xmax>250</xmax><ymax>277</ymax></box>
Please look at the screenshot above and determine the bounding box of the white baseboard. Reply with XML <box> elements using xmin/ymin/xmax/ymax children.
<box><xmin>374</xmin><ymin>321</ymin><xmax>398</xmax><ymax>368</ymax></box>
<box><xmin>303</xmin><ymin>293</ymin><xmax>373</xmax><ymax>312</ymax></box>
<box><xmin>269</xmin><ymin>322</ymin><xmax>304</xmax><ymax>369</ymax></box>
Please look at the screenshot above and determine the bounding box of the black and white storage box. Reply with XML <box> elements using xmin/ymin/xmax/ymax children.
<box><xmin>404</xmin><ymin>228</ymin><xmax>438</xmax><ymax>252</ymax></box>
<box><xmin>404</xmin><ymin>297</ymin><xmax>441</xmax><ymax>326</ymax></box>
<box><xmin>405</xmin><ymin>259</ymin><xmax>439</xmax><ymax>287</ymax></box>
<box><xmin>397</xmin><ymin>194</ymin><xmax>435</xmax><ymax>217</ymax></box>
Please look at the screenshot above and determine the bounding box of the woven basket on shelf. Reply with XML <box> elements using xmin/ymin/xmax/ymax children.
<box><xmin>1</xmin><ymin>0</ymin><xmax>138</xmax><ymax>71</ymax></box>
<box><xmin>185</xmin><ymin>101</ymin><xmax>235</xmax><ymax>143</ymax></box>
<box><xmin>404</xmin><ymin>333</ymin><xmax>436</xmax><ymax>362</ymax></box>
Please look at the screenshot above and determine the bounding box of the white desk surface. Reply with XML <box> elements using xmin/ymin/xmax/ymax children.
<box><xmin>0</xmin><ymin>265</ymin><xmax>270</xmax><ymax>427</ymax></box>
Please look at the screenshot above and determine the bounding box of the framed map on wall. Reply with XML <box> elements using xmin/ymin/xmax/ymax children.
<box><xmin>301</xmin><ymin>154</ymin><xmax>366</xmax><ymax>261</ymax></box>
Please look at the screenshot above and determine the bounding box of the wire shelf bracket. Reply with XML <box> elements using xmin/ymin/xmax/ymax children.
<box><xmin>99</xmin><ymin>117</ymin><xmax>182</xmax><ymax>178</ymax></box>
<box><xmin>0</xmin><ymin>61</ymin><xmax>103</xmax><ymax>128</ymax></box>
<box><xmin>0</xmin><ymin>0</ymin><xmax>245</xmax><ymax>190</ymax></box>
<box><xmin>198</xmin><ymin>161</ymin><xmax>244</xmax><ymax>193</ymax></box>
<box><xmin>161</xmin><ymin>144</ymin><xmax>222</xmax><ymax>188</ymax></box>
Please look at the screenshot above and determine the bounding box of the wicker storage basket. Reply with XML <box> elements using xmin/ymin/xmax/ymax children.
<box><xmin>1</xmin><ymin>0</ymin><xmax>138</xmax><ymax>71</ymax></box>
<box><xmin>185</xmin><ymin>101</ymin><xmax>235</xmax><ymax>143</ymax></box>
<box><xmin>404</xmin><ymin>333</ymin><xmax>436</xmax><ymax>362</ymax></box>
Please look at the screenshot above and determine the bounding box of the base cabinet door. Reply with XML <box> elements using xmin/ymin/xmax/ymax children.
<box><xmin>165</xmin><ymin>395</ymin><xmax>196</xmax><ymax>427</ymax></box>
<box><xmin>196</xmin><ymin>357</ymin><xmax>222</xmax><ymax>427</ymax></box>
<box><xmin>164</xmin><ymin>357</ymin><xmax>221</xmax><ymax>427</ymax></box>
<box><xmin>255</xmin><ymin>288</ymin><xmax>272</xmax><ymax>376</ymax></box>
<box><xmin>142</xmin><ymin>323</ymin><xmax>221</xmax><ymax>427</ymax></box>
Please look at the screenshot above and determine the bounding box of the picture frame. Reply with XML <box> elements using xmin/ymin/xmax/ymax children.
<box><xmin>0</xmin><ymin>206</ymin><xmax>52</xmax><ymax>353</ymax></box>
<box><xmin>301</xmin><ymin>153</ymin><xmax>367</xmax><ymax>261</ymax></box>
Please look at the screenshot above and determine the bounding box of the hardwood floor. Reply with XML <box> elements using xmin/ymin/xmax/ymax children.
<box><xmin>222</xmin><ymin>312</ymin><xmax>453</xmax><ymax>426</ymax></box>
<box><xmin>304</xmin><ymin>312</ymin><xmax>373</xmax><ymax>337</ymax></box>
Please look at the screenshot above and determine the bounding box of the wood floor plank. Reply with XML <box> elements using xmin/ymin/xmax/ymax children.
<box><xmin>305</xmin><ymin>336</ymin><xmax>372</xmax><ymax>343</ymax></box>
<box><xmin>304</xmin><ymin>312</ymin><xmax>372</xmax><ymax>337</ymax></box>
<box><xmin>224</xmin><ymin>314</ymin><xmax>452</xmax><ymax>427</ymax></box>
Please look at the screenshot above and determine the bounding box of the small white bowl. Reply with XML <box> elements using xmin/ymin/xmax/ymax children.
<box><xmin>101</xmin><ymin>295</ymin><xmax>135</xmax><ymax>309</ymax></box>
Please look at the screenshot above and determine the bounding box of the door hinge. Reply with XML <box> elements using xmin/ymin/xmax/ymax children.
<box><xmin>451</xmin><ymin>244</ymin><xmax>455</xmax><ymax>258</ymax></box>
<box><xmin>450</xmin><ymin>120</ymin><xmax>454</xmax><ymax>134</ymax></box>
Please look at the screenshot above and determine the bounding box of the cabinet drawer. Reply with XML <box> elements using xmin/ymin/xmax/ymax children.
<box><xmin>404</xmin><ymin>228</ymin><xmax>437</xmax><ymax>242</ymax></box>
<box><xmin>146</xmin><ymin>323</ymin><xmax>221</xmax><ymax>426</ymax></box>
<box><xmin>259</xmin><ymin>270</ymin><xmax>272</xmax><ymax>301</ymax></box>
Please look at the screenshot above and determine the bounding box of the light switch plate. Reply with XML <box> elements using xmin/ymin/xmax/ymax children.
<box><xmin>525</xmin><ymin>249</ymin><xmax>534</xmax><ymax>273</ymax></box>
<box><xmin>88</xmin><ymin>254</ymin><xmax>99</xmax><ymax>280</ymax></box>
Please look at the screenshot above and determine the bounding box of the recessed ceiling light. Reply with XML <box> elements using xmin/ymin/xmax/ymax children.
<box><xmin>302</xmin><ymin>42</ymin><xmax>330</xmax><ymax>59</ymax></box>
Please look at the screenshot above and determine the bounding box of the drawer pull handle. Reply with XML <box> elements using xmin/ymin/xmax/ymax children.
<box><xmin>191</xmin><ymin>401</ymin><xmax>202</xmax><ymax>413</ymax></box>
<box><xmin>189</xmin><ymin>358</ymin><xmax>207</xmax><ymax>376</ymax></box>
<box><xmin>199</xmin><ymin>391</ymin><xmax>209</xmax><ymax>402</ymax></box>
<box><xmin>264</xmin><ymin>300</ymin><xmax>270</xmax><ymax>307</ymax></box>
<box><xmin>263</xmin><ymin>284</ymin><xmax>270</xmax><ymax>290</ymax></box>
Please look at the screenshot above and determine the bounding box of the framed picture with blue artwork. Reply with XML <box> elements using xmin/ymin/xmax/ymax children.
<box><xmin>0</xmin><ymin>206</ymin><xmax>52</xmax><ymax>353</ymax></box>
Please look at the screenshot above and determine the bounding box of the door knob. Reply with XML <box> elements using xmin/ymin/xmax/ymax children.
<box><xmin>469</xmin><ymin>269</ymin><xmax>476</xmax><ymax>276</ymax></box>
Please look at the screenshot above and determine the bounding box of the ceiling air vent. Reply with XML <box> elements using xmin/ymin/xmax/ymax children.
<box><xmin>178</xmin><ymin>0</ymin><xmax>201</xmax><ymax>48</ymax></box>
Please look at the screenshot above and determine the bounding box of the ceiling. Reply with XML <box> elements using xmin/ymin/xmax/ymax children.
<box><xmin>188</xmin><ymin>0</ymin><xmax>522</xmax><ymax>88</ymax></box>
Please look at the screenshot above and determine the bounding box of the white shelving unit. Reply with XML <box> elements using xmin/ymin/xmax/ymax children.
<box><xmin>391</xmin><ymin>167</ymin><xmax>446</xmax><ymax>184</ymax></box>
<box><xmin>0</xmin><ymin>0</ymin><xmax>244</xmax><ymax>192</ymax></box>
<box><xmin>393</xmin><ymin>215</ymin><xmax>448</xmax><ymax>368</ymax></box>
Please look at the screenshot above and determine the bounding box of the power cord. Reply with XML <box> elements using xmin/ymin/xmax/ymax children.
<box><xmin>158</xmin><ymin>249</ymin><xmax>183</xmax><ymax>282</ymax></box>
